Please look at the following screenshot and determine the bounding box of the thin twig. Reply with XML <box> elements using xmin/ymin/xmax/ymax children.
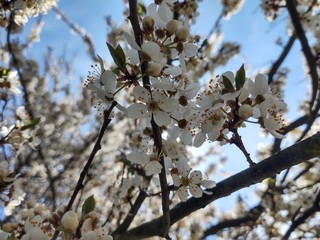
<box><xmin>51</xmin><ymin>101</ymin><xmax>117</xmax><ymax>240</ymax></box>
<box><xmin>285</xmin><ymin>0</ymin><xmax>320</xmax><ymax>141</ymax></box>
<box><xmin>268</xmin><ymin>34</ymin><xmax>296</xmax><ymax>84</ymax></box>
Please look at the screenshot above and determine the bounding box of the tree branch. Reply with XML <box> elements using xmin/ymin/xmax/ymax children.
<box><xmin>268</xmin><ymin>35</ymin><xmax>296</xmax><ymax>84</ymax></box>
<box><xmin>201</xmin><ymin>204</ymin><xmax>264</xmax><ymax>239</ymax></box>
<box><xmin>113</xmin><ymin>132</ymin><xmax>320</xmax><ymax>239</ymax></box>
<box><xmin>127</xmin><ymin>0</ymin><xmax>170</xmax><ymax>237</ymax></box>
<box><xmin>282</xmin><ymin>190</ymin><xmax>320</xmax><ymax>240</ymax></box>
<box><xmin>285</xmin><ymin>0</ymin><xmax>320</xmax><ymax>141</ymax></box>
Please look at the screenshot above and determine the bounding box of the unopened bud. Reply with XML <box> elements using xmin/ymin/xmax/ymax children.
<box><xmin>146</xmin><ymin>62</ymin><xmax>162</xmax><ymax>77</ymax></box>
<box><xmin>238</xmin><ymin>104</ymin><xmax>253</xmax><ymax>119</ymax></box>
<box><xmin>143</xmin><ymin>16</ymin><xmax>154</xmax><ymax>33</ymax></box>
<box><xmin>166</xmin><ymin>20</ymin><xmax>181</xmax><ymax>35</ymax></box>
<box><xmin>61</xmin><ymin>211</ymin><xmax>79</xmax><ymax>233</ymax></box>
<box><xmin>176</xmin><ymin>27</ymin><xmax>190</xmax><ymax>42</ymax></box>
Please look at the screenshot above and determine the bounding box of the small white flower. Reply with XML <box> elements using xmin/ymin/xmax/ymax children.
<box><xmin>127</xmin><ymin>151</ymin><xmax>163</xmax><ymax>176</ymax></box>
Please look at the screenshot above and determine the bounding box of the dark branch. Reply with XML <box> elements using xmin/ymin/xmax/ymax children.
<box><xmin>113</xmin><ymin>132</ymin><xmax>320</xmax><ymax>239</ymax></box>
<box><xmin>268</xmin><ymin>35</ymin><xmax>296</xmax><ymax>84</ymax></box>
<box><xmin>201</xmin><ymin>205</ymin><xmax>264</xmax><ymax>239</ymax></box>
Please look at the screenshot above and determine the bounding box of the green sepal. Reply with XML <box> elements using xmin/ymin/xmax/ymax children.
<box><xmin>235</xmin><ymin>64</ymin><xmax>246</xmax><ymax>90</ymax></box>
<box><xmin>82</xmin><ymin>195</ymin><xmax>95</xmax><ymax>214</ymax></box>
<box><xmin>107</xmin><ymin>42</ymin><xmax>126</xmax><ymax>72</ymax></box>
<box><xmin>21</xmin><ymin>118</ymin><xmax>40</xmax><ymax>131</ymax></box>
<box><xmin>222</xmin><ymin>75</ymin><xmax>234</xmax><ymax>92</ymax></box>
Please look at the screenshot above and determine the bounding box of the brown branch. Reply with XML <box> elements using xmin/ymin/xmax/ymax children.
<box><xmin>64</xmin><ymin>101</ymin><xmax>117</xmax><ymax>212</ymax></box>
<box><xmin>126</xmin><ymin>0</ymin><xmax>170</xmax><ymax>237</ymax></box>
<box><xmin>201</xmin><ymin>204</ymin><xmax>264</xmax><ymax>239</ymax></box>
<box><xmin>113</xmin><ymin>132</ymin><xmax>320</xmax><ymax>239</ymax></box>
<box><xmin>268</xmin><ymin>35</ymin><xmax>296</xmax><ymax>84</ymax></box>
<box><xmin>285</xmin><ymin>0</ymin><xmax>320</xmax><ymax>141</ymax></box>
<box><xmin>281</xmin><ymin>190</ymin><xmax>320</xmax><ymax>240</ymax></box>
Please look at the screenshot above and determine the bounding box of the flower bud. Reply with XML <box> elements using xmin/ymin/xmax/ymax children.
<box><xmin>146</xmin><ymin>62</ymin><xmax>162</xmax><ymax>77</ymax></box>
<box><xmin>143</xmin><ymin>16</ymin><xmax>154</xmax><ymax>34</ymax></box>
<box><xmin>238</xmin><ymin>104</ymin><xmax>253</xmax><ymax>119</ymax></box>
<box><xmin>176</xmin><ymin>27</ymin><xmax>190</xmax><ymax>42</ymax></box>
<box><xmin>61</xmin><ymin>211</ymin><xmax>79</xmax><ymax>233</ymax></box>
<box><xmin>166</xmin><ymin>20</ymin><xmax>181</xmax><ymax>35</ymax></box>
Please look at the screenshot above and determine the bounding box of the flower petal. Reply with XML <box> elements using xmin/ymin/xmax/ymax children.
<box><xmin>127</xmin><ymin>103</ymin><xmax>148</xmax><ymax>119</ymax></box>
<box><xmin>190</xmin><ymin>170</ymin><xmax>202</xmax><ymax>184</ymax></box>
<box><xmin>177</xmin><ymin>186</ymin><xmax>189</xmax><ymax>201</ymax></box>
<box><xmin>189</xmin><ymin>184</ymin><xmax>203</xmax><ymax>198</ymax></box>
<box><xmin>153</xmin><ymin>110</ymin><xmax>171</xmax><ymax>126</ymax></box>
<box><xmin>126</xmin><ymin>152</ymin><xmax>149</xmax><ymax>165</ymax></box>
<box><xmin>145</xmin><ymin>161</ymin><xmax>163</xmax><ymax>176</ymax></box>
<box><xmin>201</xmin><ymin>180</ymin><xmax>216</xmax><ymax>189</ymax></box>
<box><xmin>133</xmin><ymin>86</ymin><xmax>151</xmax><ymax>102</ymax></box>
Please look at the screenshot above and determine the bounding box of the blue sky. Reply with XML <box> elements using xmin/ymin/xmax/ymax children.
<box><xmin>10</xmin><ymin>0</ymin><xmax>308</xmax><ymax>235</ymax></box>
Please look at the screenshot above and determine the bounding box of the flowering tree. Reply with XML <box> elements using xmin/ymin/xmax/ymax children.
<box><xmin>0</xmin><ymin>0</ymin><xmax>320</xmax><ymax>239</ymax></box>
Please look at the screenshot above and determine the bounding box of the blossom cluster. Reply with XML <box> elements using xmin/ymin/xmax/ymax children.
<box><xmin>85</xmin><ymin>0</ymin><xmax>287</xmax><ymax>203</ymax></box>
<box><xmin>0</xmin><ymin>0</ymin><xmax>58</xmax><ymax>26</ymax></box>
<box><xmin>0</xmin><ymin>207</ymin><xmax>113</xmax><ymax>240</ymax></box>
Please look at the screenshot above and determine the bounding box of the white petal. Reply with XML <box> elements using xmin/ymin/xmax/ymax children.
<box><xmin>145</xmin><ymin>161</ymin><xmax>163</xmax><ymax>176</ymax></box>
<box><xmin>100</xmin><ymin>70</ymin><xmax>117</xmax><ymax>92</ymax></box>
<box><xmin>172</xmin><ymin>174</ymin><xmax>181</xmax><ymax>187</ymax></box>
<box><xmin>129</xmin><ymin>49</ymin><xmax>140</xmax><ymax>65</ymax></box>
<box><xmin>176</xmin><ymin>157</ymin><xmax>190</xmax><ymax>177</ymax></box>
<box><xmin>124</xmin><ymin>32</ymin><xmax>141</xmax><ymax>50</ymax></box>
<box><xmin>264</xmin><ymin>117</ymin><xmax>280</xmax><ymax>131</ymax></box>
<box><xmin>153</xmin><ymin>110</ymin><xmax>171</xmax><ymax>126</ymax></box>
<box><xmin>183</xmin><ymin>43</ymin><xmax>198</xmax><ymax>58</ymax></box>
<box><xmin>127</xmin><ymin>152</ymin><xmax>149</xmax><ymax>165</ymax></box>
<box><xmin>269</xmin><ymin>130</ymin><xmax>286</xmax><ymax>139</ymax></box>
<box><xmin>189</xmin><ymin>184</ymin><xmax>203</xmax><ymax>198</ymax></box>
<box><xmin>142</xmin><ymin>42</ymin><xmax>161</xmax><ymax>61</ymax></box>
<box><xmin>158</xmin><ymin>3</ymin><xmax>173</xmax><ymax>23</ymax></box>
<box><xmin>133</xmin><ymin>86</ymin><xmax>151</xmax><ymax>102</ymax></box>
<box><xmin>181</xmin><ymin>130</ymin><xmax>192</xmax><ymax>145</ymax></box>
<box><xmin>255</xmin><ymin>74</ymin><xmax>268</xmax><ymax>95</ymax></box>
<box><xmin>201</xmin><ymin>180</ymin><xmax>216</xmax><ymax>189</ymax></box>
<box><xmin>193</xmin><ymin>132</ymin><xmax>206</xmax><ymax>148</ymax></box>
<box><xmin>164</xmin><ymin>66</ymin><xmax>182</xmax><ymax>77</ymax></box>
<box><xmin>207</xmin><ymin>130</ymin><xmax>220</xmax><ymax>142</ymax></box>
<box><xmin>127</xmin><ymin>103</ymin><xmax>148</xmax><ymax>119</ymax></box>
<box><xmin>190</xmin><ymin>170</ymin><xmax>202</xmax><ymax>184</ymax></box>
<box><xmin>177</xmin><ymin>186</ymin><xmax>189</xmax><ymax>201</ymax></box>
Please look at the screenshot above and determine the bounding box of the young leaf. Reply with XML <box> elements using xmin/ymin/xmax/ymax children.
<box><xmin>21</xmin><ymin>118</ymin><xmax>40</xmax><ymax>131</ymax></box>
<box><xmin>222</xmin><ymin>75</ymin><xmax>235</xmax><ymax>92</ymax></box>
<box><xmin>82</xmin><ymin>195</ymin><xmax>95</xmax><ymax>214</ymax></box>
<box><xmin>107</xmin><ymin>42</ymin><xmax>126</xmax><ymax>71</ymax></box>
<box><xmin>235</xmin><ymin>64</ymin><xmax>246</xmax><ymax>90</ymax></box>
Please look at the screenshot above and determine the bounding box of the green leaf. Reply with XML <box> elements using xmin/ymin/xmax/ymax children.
<box><xmin>235</xmin><ymin>64</ymin><xmax>246</xmax><ymax>90</ymax></box>
<box><xmin>115</xmin><ymin>45</ymin><xmax>126</xmax><ymax>68</ymax></box>
<box><xmin>82</xmin><ymin>195</ymin><xmax>95</xmax><ymax>214</ymax></box>
<box><xmin>138</xmin><ymin>3</ymin><xmax>147</xmax><ymax>14</ymax></box>
<box><xmin>0</xmin><ymin>69</ymin><xmax>10</xmax><ymax>78</ymax></box>
<box><xmin>222</xmin><ymin>75</ymin><xmax>234</xmax><ymax>92</ymax></box>
<box><xmin>107</xmin><ymin>42</ymin><xmax>126</xmax><ymax>71</ymax></box>
<box><xmin>21</xmin><ymin>118</ymin><xmax>40</xmax><ymax>131</ymax></box>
